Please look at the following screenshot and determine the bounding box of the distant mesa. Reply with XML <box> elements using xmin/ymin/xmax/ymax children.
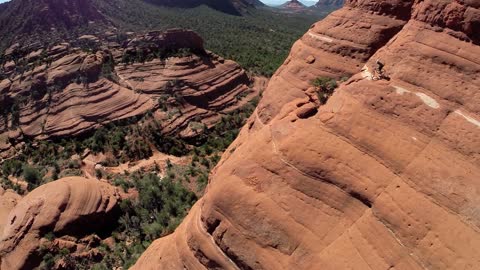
<box><xmin>279</xmin><ymin>0</ymin><xmax>309</xmax><ymax>13</ymax></box>
<box><xmin>274</xmin><ymin>0</ymin><xmax>343</xmax><ymax>14</ymax></box>
<box><xmin>280</xmin><ymin>0</ymin><xmax>307</xmax><ymax>10</ymax></box>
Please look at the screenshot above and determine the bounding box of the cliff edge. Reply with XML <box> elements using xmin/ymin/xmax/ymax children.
<box><xmin>134</xmin><ymin>0</ymin><xmax>480</xmax><ymax>269</ymax></box>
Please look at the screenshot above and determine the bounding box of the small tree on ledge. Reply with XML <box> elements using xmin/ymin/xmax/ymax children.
<box><xmin>311</xmin><ymin>77</ymin><xmax>338</xmax><ymax>105</ymax></box>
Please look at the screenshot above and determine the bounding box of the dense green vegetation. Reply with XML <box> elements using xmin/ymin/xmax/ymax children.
<box><xmin>97</xmin><ymin>173</ymin><xmax>197</xmax><ymax>268</ymax></box>
<box><xmin>97</xmin><ymin>2</ymin><xmax>321</xmax><ymax>76</ymax></box>
<box><xmin>0</xmin><ymin>0</ymin><xmax>323</xmax><ymax>77</ymax></box>
<box><xmin>0</xmin><ymin>0</ymin><xmax>329</xmax><ymax>76</ymax></box>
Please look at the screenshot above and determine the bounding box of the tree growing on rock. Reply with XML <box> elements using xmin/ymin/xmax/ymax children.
<box><xmin>311</xmin><ymin>77</ymin><xmax>337</xmax><ymax>105</ymax></box>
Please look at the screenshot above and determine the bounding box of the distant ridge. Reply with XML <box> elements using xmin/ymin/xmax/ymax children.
<box><xmin>0</xmin><ymin>0</ymin><xmax>107</xmax><ymax>33</ymax></box>
<box><xmin>0</xmin><ymin>0</ymin><xmax>110</xmax><ymax>49</ymax></box>
<box><xmin>314</xmin><ymin>0</ymin><xmax>343</xmax><ymax>9</ymax></box>
<box><xmin>143</xmin><ymin>0</ymin><xmax>263</xmax><ymax>15</ymax></box>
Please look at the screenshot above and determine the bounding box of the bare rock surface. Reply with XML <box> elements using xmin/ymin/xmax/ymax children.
<box><xmin>0</xmin><ymin>188</ymin><xmax>21</xmax><ymax>235</ymax></box>
<box><xmin>133</xmin><ymin>0</ymin><xmax>480</xmax><ymax>269</ymax></box>
<box><xmin>0</xmin><ymin>177</ymin><xmax>120</xmax><ymax>270</ymax></box>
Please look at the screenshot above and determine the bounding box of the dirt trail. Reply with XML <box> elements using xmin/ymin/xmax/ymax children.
<box><xmin>105</xmin><ymin>151</ymin><xmax>189</xmax><ymax>175</ymax></box>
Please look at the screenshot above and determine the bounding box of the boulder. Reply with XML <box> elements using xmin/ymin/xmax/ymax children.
<box><xmin>0</xmin><ymin>188</ymin><xmax>21</xmax><ymax>234</ymax></box>
<box><xmin>80</xmin><ymin>51</ymin><xmax>104</xmax><ymax>80</ymax></box>
<box><xmin>0</xmin><ymin>177</ymin><xmax>120</xmax><ymax>270</ymax></box>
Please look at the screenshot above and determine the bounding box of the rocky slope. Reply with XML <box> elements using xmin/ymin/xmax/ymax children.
<box><xmin>0</xmin><ymin>0</ymin><xmax>107</xmax><ymax>31</ymax></box>
<box><xmin>0</xmin><ymin>0</ymin><xmax>110</xmax><ymax>48</ymax></box>
<box><xmin>133</xmin><ymin>0</ymin><xmax>480</xmax><ymax>269</ymax></box>
<box><xmin>0</xmin><ymin>29</ymin><xmax>255</xmax><ymax>154</ymax></box>
<box><xmin>0</xmin><ymin>177</ymin><xmax>120</xmax><ymax>270</ymax></box>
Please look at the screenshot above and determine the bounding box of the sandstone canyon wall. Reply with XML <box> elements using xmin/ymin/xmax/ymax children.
<box><xmin>133</xmin><ymin>0</ymin><xmax>480</xmax><ymax>269</ymax></box>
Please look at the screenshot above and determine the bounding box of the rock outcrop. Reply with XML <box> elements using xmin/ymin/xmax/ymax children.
<box><xmin>0</xmin><ymin>177</ymin><xmax>120</xmax><ymax>270</ymax></box>
<box><xmin>280</xmin><ymin>0</ymin><xmax>308</xmax><ymax>12</ymax></box>
<box><xmin>133</xmin><ymin>0</ymin><xmax>480</xmax><ymax>269</ymax></box>
<box><xmin>0</xmin><ymin>29</ymin><xmax>255</xmax><ymax>150</ymax></box>
<box><xmin>0</xmin><ymin>188</ymin><xmax>21</xmax><ymax>235</ymax></box>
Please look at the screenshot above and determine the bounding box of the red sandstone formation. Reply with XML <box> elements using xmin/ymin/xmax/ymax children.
<box><xmin>280</xmin><ymin>0</ymin><xmax>308</xmax><ymax>12</ymax></box>
<box><xmin>133</xmin><ymin>0</ymin><xmax>480</xmax><ymax>269</ymax></box>
<box><xmin>0</xmin><ymin>188</ymin><xmax>21</xmax><ymax>235</ymax></box>
<box><xmin>0</xmin><ymin>177</ymin><xmax>120</xmax><ymax>270</ymax></box>
<box><xmin>0</xmin><ymin>29</ymin><xmax>255</xmax><ymax>152</ymax></box>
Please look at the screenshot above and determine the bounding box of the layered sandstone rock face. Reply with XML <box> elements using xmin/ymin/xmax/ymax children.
<box><xmin>0</xmin><ymin>29</ymin><xmax>253</xmax><ymax>150</ymax></box>
<box><xmin>133</xmin><ymin>0</ymin><xmax>480</xmax><ymax>269</ymax></box>
<box><xmin>0</xmin><ymin>188</ymin><xmax>21</xmax><ymax>235</ymax></box>
<box><xmin>0</xmin><ymin>177</ymin><xmax>120</xmax><ymax>270</ymax></box>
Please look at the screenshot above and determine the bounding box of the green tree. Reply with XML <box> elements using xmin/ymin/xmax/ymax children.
<box><xmin>22</xmin><ymin>165</ymin><xmax>41</xmax><ymax>186</ymax></box>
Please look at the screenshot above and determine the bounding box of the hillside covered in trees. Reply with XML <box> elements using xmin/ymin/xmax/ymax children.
<box><xmin>0</xmin><ymin>0</ymin><xmax>328</xmax><ymax>76</ymax></box>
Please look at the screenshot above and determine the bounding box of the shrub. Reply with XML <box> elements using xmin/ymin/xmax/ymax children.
<box><xmin>95</xmin><ymin>169</ymin><xmax>103</xmax><ymax>179</ymax></box>
<box><xmin>41</xmin><ymin>253</ymin><xmax>55</xmax><ymax>269</ymax></box>
<box><xmin>311</xmin><ymin>77</ymin><xmax>338</xmax><ymax>105</ymax></box>
<box><xmin>312</xmin><ymin>77</ymin><xmax>337</xmax><ymax>92</ymax></box>
<box><xmin>2</xmin><ymin>159</ymin><xmax>23</xmax><ymax>176</ymax></box>
<box><xmin>68</xmin><ymin>159</ymin><xmax>81</xmax><ymax>169</ymax></box>
<box><xmin>113</xmin><ymin>177</ymin><xmax>131</xmax><ymax>192</ymax></box>
<box><xmin>44</xmin><ymin>232</ymin><xmax>55</xmax><ymax>241</ymax></box>
<box><xmin>22</xmin><ymin>165</ymin><xmax>41</xmax><ymax>186</ymax></box>
<box><xmin>197</xmin><ymin>172</ymin><xmax>208</xmax><ymax>192</ymax></box>
<box><xmin>59</xmin><ymin>248</ymin><xmax>70</xmax><ymax>257</ymax></box>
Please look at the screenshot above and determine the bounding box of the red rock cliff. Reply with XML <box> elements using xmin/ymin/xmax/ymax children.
<box><xmin>133</xmin><ymin>0</ymin><xmax>480</xmax><ymax>269</ymax></box>
<box><xmin>0</xmin><ymin>29</ymin><xmax>254</xmax><ymax>151</ymax></box>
